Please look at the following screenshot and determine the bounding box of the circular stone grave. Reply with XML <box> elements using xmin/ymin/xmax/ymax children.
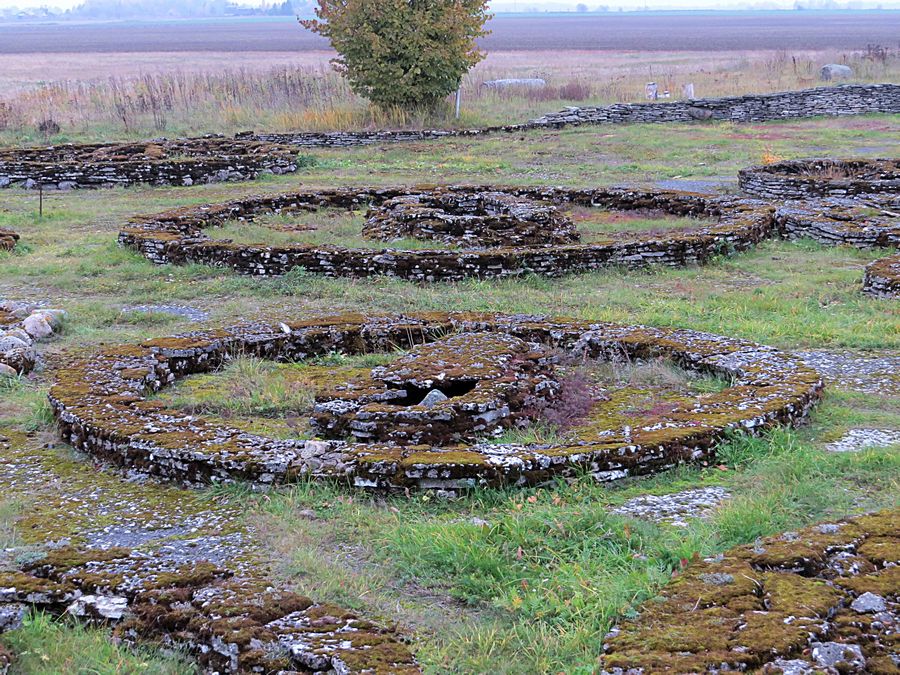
<box><xmin>361</xmin><ymin>190</ymin><xmax>580</xmax><ymax>247</ymax></box>
<box><xmin>49</xmin><ymin>312</ymin><xmax>823</xmax><ymax>491</ymax></box>
<box><xmin>119</xmin><ymin>185</ymin><xmax>777</xmax><ymax>281</ymax></box>
<box><xmin>0</xmin><ymin>137</ymin><xmax>299</xmax><ymax>190</ymax></box>
<box><xmin>863</xmin><ymin>252</ymin><xmax>900</xmax><ymax>298</ymax></box>
<box><xmin>599</xmin><ymin>508</ymin><xmax>899</xmax><ymax>674</ymax></box>
<box><xmin>739</xmin><ymin>157</ymin><xmax>900</xmax><ymax>200</ymax></box>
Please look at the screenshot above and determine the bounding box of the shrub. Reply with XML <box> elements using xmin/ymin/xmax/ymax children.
<box><xmin>301</xmin><ymin>0</ymin><xmax>491</xmax><ymax>109</ymax></box>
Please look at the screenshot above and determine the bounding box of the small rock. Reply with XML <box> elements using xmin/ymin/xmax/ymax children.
<box><xmin>821</xmin><ymin>64</ymin><xmax>853</xmax><ymax>81</ymax></box>
<box><xmin>0</xmin><ymin>603</ymin><xmax>27</xmax><ymax>632</ymax></box>
<box><xmin>469</xmin><ymin>517</ymin><xmax>491</xmax><ymax>528</ymax></box>
<box><xmin>0</xmin><ymin>363</ymin><xmax>17</xmax><ymax>378</ymax></box>
<box><xmin>297</xmin><ymin>509</ymin><xmax>318</xmax><ymax>521</ymax></box>
<box><xmin>762</xmin><ymin>659</ymin><xmax>815</xmax><ymax>675</ymax></box>
<box><xmin>22</xmin><ymin>315</ymin><xmax>52</xmax><ymax>339</ymax></box>
<box><xmin>851</xmin><ymin>592</ymin><xmax>886</xmax><ymax>614</ymax></box>
<box><xmin>699</xmin><ymin>572</ymin><xmax>734</xmax><ymax>586</ymax></box>
<box><xmin>420</xmin><ymin>389</ymin><xmax>449</xmax><ymax>408</ymax></box>
<box><xmin>0</xmin><ymin>336</ymin><xmax>29</xmax><ymax>352</ymax></box>
<box><xmin>67</xmin><ymin>594</ymin><xmax>129</xmax><ymax>621</ymax></box>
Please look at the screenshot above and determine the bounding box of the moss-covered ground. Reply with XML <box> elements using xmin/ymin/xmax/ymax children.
<box><xmin>0</xmin><ymin>114</ymin><xmax>897</xmax><ymax>673</ymax></box>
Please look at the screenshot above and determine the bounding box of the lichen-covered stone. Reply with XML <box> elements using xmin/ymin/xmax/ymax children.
<box><xmin>363</xmin><ymin>190</ymin><xmax>580</xmax><ymax>248</ymax></box>
<box><xmin>48</xmin><ymin>312</ymin><xmax>823</xmax><ymax>491</ymax></box>
<box><xmin>739</xmin><ymin>158</ymin><xmax>900</xmax><ymax>201</ymax></box>
<box><xmin>599</xmin><ymin>508</ymin><xmax>899</xmax><ymax>674</ymax></box>
<box><xmin>0</xmin><ymin>302</ymin><xmax>66</xmax><ymax>375</ymax></box>
<box><xmin>119</xmin><ymin>185</ymin><xmax>777</xmax><ymax>282</ymax></box>
<box><xmin>0</xmin><ymin>137</ymin><xmax>298</xmax><ymax>190</ymax></box>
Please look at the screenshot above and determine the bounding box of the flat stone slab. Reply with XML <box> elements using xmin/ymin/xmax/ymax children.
<box><xmin>826</xmin><ymin>428</ymin><xmax>900</xmax><ymax>453</ymax></box>
<box><xmin>612</xmin><ymin>486</ymin><xmax>731</xmax><ymax>527</ymax></box>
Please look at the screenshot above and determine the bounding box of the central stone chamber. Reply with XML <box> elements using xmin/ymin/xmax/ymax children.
<box><xmin>362</xmin><ymin>190</ymin><xmax>581</xmax><ymax>248</ymax></box>
<box><xmin>310</xmin><ymin>332</ymin><xmax>560</xmax><ymax>445</ymax></box>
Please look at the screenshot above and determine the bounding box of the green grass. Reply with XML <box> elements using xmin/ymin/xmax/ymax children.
<box><xmin>0</xmin><ymin>612</ymin><xmax>196</xmax><ymax>675</ymax></box>
<box><xmin>0</xmin><ymin>114</ymin><xmax>897</xmax><ymax>674</ymax></box>
<box><xmin>245</xmin><ymin>427</ymin><xmax>898</xmax><ymax>674</ymax></box>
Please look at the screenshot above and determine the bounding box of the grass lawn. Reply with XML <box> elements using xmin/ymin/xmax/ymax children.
<box><xmin>0</xmin><ymin>114</ymin><xmax>897</xmax><ymax>673</ymax></box>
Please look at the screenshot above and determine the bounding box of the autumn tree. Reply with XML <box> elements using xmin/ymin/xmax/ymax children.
<box><xmin>301</xmin><ymin>0</ymin><xmax>491</xmax><ymax>109</ymax></box>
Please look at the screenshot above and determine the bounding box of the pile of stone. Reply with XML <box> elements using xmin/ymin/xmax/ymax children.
<box><xmin>600</xmin><ymin>508</ymin><xmax>898</xmax><ymax>673</ymax></box>
<box><xmin>0</xmin><ymin>301</ymin><xmax>65</xmax><ymax>376</ymax></box>
<box><xmin>363</xmin><ymin>190</ymin><xmax>580</xmax><ymax>248</ymax></box>
<box><xmin>739</xmin><ymin>157</ymin><xmax>900</xmax><ymax>201</ymax></box>
<box><xmin>311</xmin><ymin>332</ymin><xmax>560</xmax><ymax>444</ymax></box>
<box><xmin>48</xmin><ymin>312</ymin><xmax>823</xmax><ymax>491</ymax></box>
<box><xmin>0</xmin><ymin>228</ymin><xmax>18</xmax><ymax>252</ymax></box>
<box><xmin>0</xmin><ymin>137</ymin><xmax>299</xmax><ymax>190</ymax></box>
<box><xmin>119</xmin><ymin>185</ymin><xmax>776</xmax><ymax>282</ymax></box>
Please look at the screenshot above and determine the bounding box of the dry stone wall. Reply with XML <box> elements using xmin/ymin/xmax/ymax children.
<box><xmin>48</xmin><ymin>312</ymin><xmax>823</xmax><ymax>491</ymax></box>
<box><xmin>864</xmin><ymin>253</ymin><xmax>900</xmax><ymax>298</ymax></box>
<box><xmin>248</xmin><ymin>84</ymin><xmax>900</xmax><ymax>147</ymax></box>
<box><xmin>0</xmin><ymin>137</ymin><xmax>298</xmax><ymax>190</ymax></box>
<box><xmin>739</xmin><ymin>158</ymin><xmax>900</xmax><ymax>201</ymax></box>
<box><xmin>118</xmin><ymin>185</ymin><xmax>777</xmax><ymax>282</ymax></box>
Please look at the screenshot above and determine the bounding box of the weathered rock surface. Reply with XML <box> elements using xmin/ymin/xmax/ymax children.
<box><xmin>0</xmin><ymin>301</ymin><xmax>66</xmax><ymax>376</ymax></box>
<box><xmin>48</xmin><ymin>312</ymin><xmax>823</xmax><ymax>491</ymax></box>
<box><xmin>821</xmin><ymin>63</ymin><xmax>854</xmax><ymax>81</ymax></box>
<box><xmin>612</xmin><ymin>486</ymin><xmax>731</xmax><ymax>527</ymax></box>
<box><xmin>739</xmin><ymin>158</ymin><xmax>899</xmax><ymax>201</ymax></box>
<box><xmin>599</xmin><ymin>508</ymin><xmax>899</xmax><ymax>673</ymax></box>
<box><xmin>0</xmin><ymin>137</ymin><xmax>298</xmax><ymax>190</ymax></box>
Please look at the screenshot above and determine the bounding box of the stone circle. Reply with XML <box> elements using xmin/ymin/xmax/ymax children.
<box><xmin>361</xmin><ymin>190</ymin><xmax>580</xmax><ymax>248</ymax></box>
<box><xmin>738</xmin><ymin>158</ymin><xmax>899</xmax><ymax>201</ymax></box>
<box><xmin>119</xmin><ymin>185</ymin><xmax>777</xmax><ymax>281</ymax></box>
<box><xmin>599</xmin><ymin>508</ymin><xmax>899</xmax><ymax>673</ymax></box>
<box><xmin>48</xmin><ymin>312</ymin><xmax>823</xmax><ymax>491</ymax></box>
<box><xmin>0</xmin><ymin>137</ymin><xmax>299</xmax><ymax>190</ymax></box>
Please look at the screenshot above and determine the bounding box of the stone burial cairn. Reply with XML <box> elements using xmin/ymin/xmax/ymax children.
<box><xmin>118</xmin><ymin>184</ymin><xmax>779</xmax><ymax>282</ymax></box>
<box><xmin>739</xmin><ymin>157</ymin><xmax>900</xmax><ymax>299</ymax></box>
<box><xmin>48</xmin><ymin>311</ymin><xmax>824</xmax><ymax>491</ymax></box>
<box><xmin>0</xmin><ymin>136</ymin><xmax>299</xmax><ymax>190</ymax></box>
<box><xmin>0</xmin><ymin>301</ymin><xmax>66</xmax><ymax>377</ymax></box>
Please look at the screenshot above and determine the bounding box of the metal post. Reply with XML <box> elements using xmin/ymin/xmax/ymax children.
<box><xmin>39</xmin><ymin>183</ymin><xmax>43</xmax><ymax>219</ymax></box>
<box><xmin>455</xmin><ymin>88</ymin><xmax>462</xmax><ymax>120</ymax></box>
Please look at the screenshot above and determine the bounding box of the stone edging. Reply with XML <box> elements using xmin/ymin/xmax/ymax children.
<box><xmin>738</xmin><ymin>158</ymin><xmax>900</xmax><ymax>200</ymax></box>
<box><xmin>48</xmin><ymin>312</ymin><xmax>823</xmax><ymax>491</ymax></box>
<box><xmin>599</xmin><ymin>508</ymin><xmax>898</xmax><ymax>673</ymax></box>
<box><xmin>118</xmin><ymin>185</ymin><xmax>777</xmax><ymax>281</ymax></box>
<box><xmin>0</xmin><ymin>137</ymin><xmax>298</xmax><ymax>191</ymax></box>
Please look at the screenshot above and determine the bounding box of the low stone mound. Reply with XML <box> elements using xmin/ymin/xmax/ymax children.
<box><xmin>48</xmin><ymin>312</ymin><xmax>823</xmax><ymax>491</ymax></box>
<box><xmin>864</xmin><ymin>253</ymin><xmax>900</xmax><ymax>298</ymax></box>
<box><xmin>0</xmin><ymin>137</ymin><xmax>298</xmax><ymax>190</ymax></box>
<box><xmin>118</xmin><ymin>185</ymin><xmax>776</xmax><ymax>281</ymax></box>
<box><xmin>739</xmin><ymin>158</ymin><xmax>900</xmax><ymax>201</ymax></box>
<box><xmin>599</xmin><ymin>508</ymin><xmax>898</xmax><ymax>674</ymax></box>
<box><xmin>0</xmin><ymin>301</ymin><xmax>65</xmax><ymax>376</ymax></box>
<box><xmin>362</xmin><ymin>191</ymin><xmax>580</xmax><ymax>248</ymax></box>
<box><xmin>0</xmin><ymin>228</ymin><xmax>18</xmax><ymax>252</ymax></box>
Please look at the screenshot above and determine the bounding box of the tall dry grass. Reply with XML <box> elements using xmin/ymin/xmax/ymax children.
<box><xmin>2</xmin><ymin>46</ymin><xmax>896</xmax><ymax>143</ymax></box>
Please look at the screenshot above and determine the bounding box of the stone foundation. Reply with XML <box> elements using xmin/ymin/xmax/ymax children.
<box><xmin>0</xmin><ymin>137</ymin><xmax>298</xmax><ymax>190</ymax></box>
<box><xmin>739</xmin><ymin>158</ymin><xmax>900</xmax><ymax>200</ymax></box>
<box><xmin>599</xmin><ymin>508</ymin><xmax>899</xmax><ymax>674</ymax></box>
<box><xmin>864</xmin><ymin>253</ymin><xmax>900</xmax><ymax>298</ymax></box>
<box><xmin>119</xmin><ymin>185</ymin><xmax>777</xmax><ymax>281</ymax></box>
<box><xmin>362</xmin><ymin>190</ymin><xmax>580</xmax><ymax>248</ymax></box>
<box><xmin>48</xmin><ymin>312</ymin><xmax>823</xmax><ymax>491</ymax></box>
